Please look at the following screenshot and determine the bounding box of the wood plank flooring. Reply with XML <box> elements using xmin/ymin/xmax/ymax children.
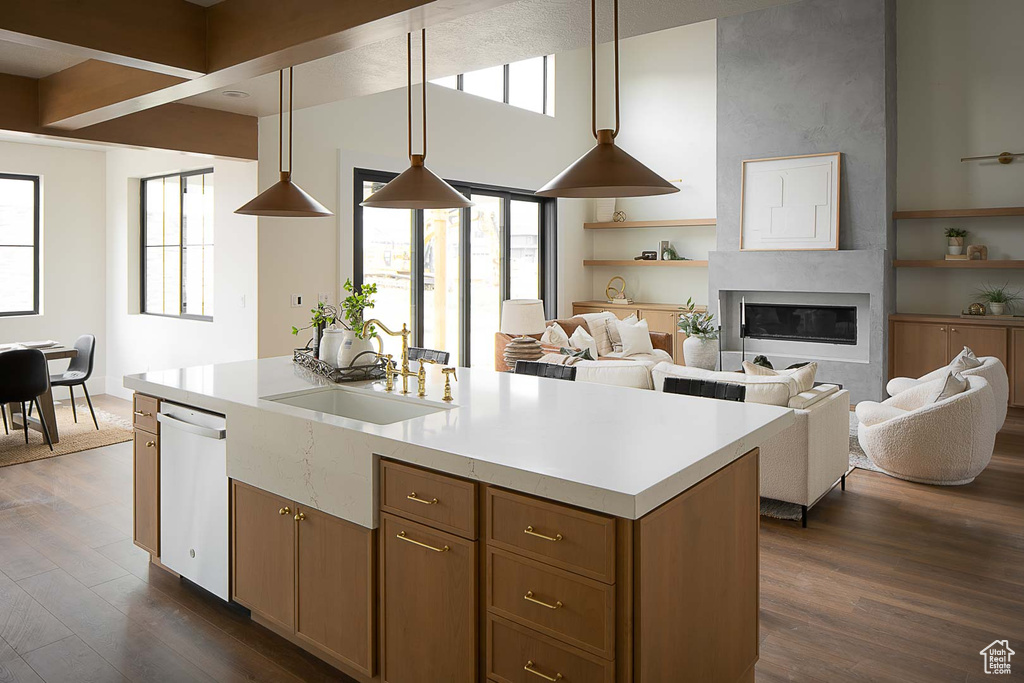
<box><xmin>0</xmin><ymin>395</ymin><xmax>1020</xmax><ymax>681</ymax></box>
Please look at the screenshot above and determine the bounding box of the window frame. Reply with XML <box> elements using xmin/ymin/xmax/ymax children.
<box><xmin>353</xmin><ymin>168</ymin><xmax>556</xmax><ymax>367</ymax></box>
<box><xmin>0</xmin><ymin>173</ymin><xmax>41</xmax><ymax>318</ymax></box>
<box><xmin>435</xmin><ymin>55</ymin><xmax>552</xmax><ymax>116</ymax></box>
<box><xmin>140</xmin><ymin>167</ymin><xmax>215</xmax><ymax>322</ymax></box>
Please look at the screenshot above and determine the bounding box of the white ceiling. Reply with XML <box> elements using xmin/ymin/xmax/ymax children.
<box><xmin>0</xmin><ymin>39</ymin><xmax>85</xmax><ymax>78</ymax></box>
<box><xmin>182</xmin><ymin>0</ymin><xmax>800</xmax><ymax>117</ymax></box>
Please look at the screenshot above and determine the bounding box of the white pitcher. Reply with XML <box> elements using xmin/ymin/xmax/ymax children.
<box><xmin>318</xmin><ymin>326</ymin><xmax>345</xmax><ymax>367</ymax></box>
<box><xmin>337</xmin><ymin>330</ymin><xmax>375</xmax><ymax>368</ymax></box>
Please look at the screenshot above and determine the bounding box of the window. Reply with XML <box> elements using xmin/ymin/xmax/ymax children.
<box><xmin>141</xmin><ymin>169</ymin><xmax>214</xmax><ymax>320</ymax></box>
<box><xmin>431</xmin><ymin>55</ymin><xmax>555</xmax><ymax>116</ymax></box>
<box><xmin>355</xmin><ymin>169</ymin><xmax>556</xmax><ymax>368</ymax></box>
<box><xmin>0</xmin><ymin>174</ymin><xmax>40</xmax><ymax>316</ymax></box>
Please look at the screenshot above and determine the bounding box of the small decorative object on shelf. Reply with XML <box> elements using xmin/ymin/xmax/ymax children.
<box><xmin>945</xmin><ymin>227</ymin><xmax>967</xmax><ymax>255</ymax></box>
<box><xmin>605</xmin><ymin>276</ymin><xmax>633</xmax><ymax>304</ymax></box>
<box><xmin>635</xmin><ymin>251</ymin><xmax>658</xmax><ymax>261</ymax></box>
<box><xmin>292</xmin><ymin>348</ymin><xmax>386</xmax><ymax>383</ymax></box>
<box><xmin>945</xmin><ymin>254</ymin><xmax>968</xmax><ymax>261</ymax></box>
<box><xmin>965</xmin><ymin>302</ymin><xmax>987</xmax><ymax>316</ymax></box>
<box><xmin>967</xmin><ymin>244</ymin><xmax>988</xmax><ymax>260</ymax></box>
<box><xmin>612</xmin><ymin>210</ymin><xmax>627</xmax><ymax>222</ymax></box>
<box><xmin>678</xmin><ymin>297</ymin><xmax>719</xmax><ymax>370</ymax></box>
<box><xmin>976</xmin><ymin>282</ymin><xmax>1021</xmax><ymax>316</ymax></box>
<box><xmin>595</xmin><ymin>198</ymin><xmax>616</xmax><ymax>222</ymax></box>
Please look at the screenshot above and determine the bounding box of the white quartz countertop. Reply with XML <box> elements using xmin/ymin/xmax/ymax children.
<box><xmin>125</xmin><ymin>356</ymin><xmax>794</xmax><ymax>521</ymax></box>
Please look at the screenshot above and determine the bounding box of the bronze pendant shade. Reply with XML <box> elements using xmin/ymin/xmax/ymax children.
<box><xmin>236</xmin><ymin>68</ymin><xmax>332</xmax><ymax>217</ymax></box>
<box><xmin>361</xmin><ymin>30</ymin><xmax>472</xmax><ymax>210</ymax></box>
<box><xmin>536</xmin><ymin>0</ymin><xmax>678</xmax><ymax>199</ymax></box>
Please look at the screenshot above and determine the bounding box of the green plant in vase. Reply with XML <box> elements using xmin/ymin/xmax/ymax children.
<box><xmin>976</xmin><ymin>283</ymin><xmax>1021</xmax><ymax>316</ymax></box>
<box><xmin>291</xmin><ymin>301</ymin><xmax>338</xmax><ymax>351</ymax></box>
<box><xmin>340</xmin><ymin>279</ymin><xmax>378</xmax><ymax>339</ymax></box>
<box><xmin>678</xmin><ymin>297</ymin><xmax>719</xmax><ymax>370</ymax></box>
<box><xmin>945</xmin><ymin>227</ymin><xmax>967</xmax><ymax>256</ymax></box>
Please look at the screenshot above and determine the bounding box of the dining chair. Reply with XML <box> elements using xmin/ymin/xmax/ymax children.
<box><xmin>51</xmin><ymin>334</ymin><xmax>99</xmax><ymax>430</ymax></box>
<box><xmin>0</xmin><ymin>348</ymin><xmax>54</xmax><ymax>450</ymax></box>
<box><xmin>513</xmin><ymin>360</ymin><xmax>577</xmax><ymax>381</ymax></box>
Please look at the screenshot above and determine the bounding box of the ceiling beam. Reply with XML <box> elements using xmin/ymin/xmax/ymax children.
<box><xmin>35</xmin><ymin>0</ymin><xmax>516</xmax><ymax>130</ymax></box>
<box><xmin>0</xmin><ymin>74</ymin><xmax>257</xmax><ymax>160</ymax></box>
<box><xmin>0</xmin><ymin>0</ymin><xmax>206</xmax><ymax>78</ymax></box>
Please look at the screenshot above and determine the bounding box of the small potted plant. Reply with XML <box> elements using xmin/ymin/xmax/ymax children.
<box><xmin>291</xmin><ymin>301</ymin><xmax>337</xmax><ymax>355</ymax></box>
<box><xmin>976</xmin><ymin>283</ymin><xmax>1021</xmax><ymax>316</ymax></box>
<box><xmin>678</xmin><ymin>297</ymin><xmax>719</xmax><ymax>370</ymax></box>
<box><xmin>945</xmin><ymin>227</ymin><xmax>967</xmax><ymax>255</ymax></box>
<box><xmin>337</xmin><ymin>279</ymin><xmax>379</xmax><ymax>366</ymax></box>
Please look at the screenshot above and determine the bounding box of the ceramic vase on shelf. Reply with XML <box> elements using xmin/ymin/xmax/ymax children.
<box><xmin>683</xmin><ymin>336</ymin><xmax>719</xmax><ymax>370</ymax></box>
<box><xmin>595</xmin><ymin>198</ymin><xmax>616</xmax><ymax>222</ymax></box>
<box><xmin>948</xmin><ymin>237</ymin><xmax>964</xmax><ymax>255</ymax></box>
<box><xmin>989</xmin><ymin>302</ymin><xmax>1006</xmax><ymax>316</ymax></box>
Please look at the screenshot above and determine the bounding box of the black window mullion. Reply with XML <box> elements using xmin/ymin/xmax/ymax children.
<box><xmin>503</xmin><ymin>63</ymin><xmax>510</xmax><ymax>104</ymax></box>
<box><xmin>179</xmin><ymin>176</ymin><xmax>186</xmax><ymax>316</ymax></box>
<box><xmin>456</xmin><ymin>191</ymin><xmax>472</xmax><ymax>367</ymax></box>
<box><xmin>501</xmin><ymin>193</ymin><xmax>512</xmax><ymax>302</ymax></box>
<box><xmin>542</xmin><ymin>56</ymin><xmax>548</xmax><ymax>115</ymax></box>
<box><xmin>412</xmin><ymin>209</ymin><xmax>425</xmax><ymax>347</ymax></box>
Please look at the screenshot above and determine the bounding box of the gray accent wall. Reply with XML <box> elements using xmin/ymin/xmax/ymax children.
<box><xmin>711</xmin><ymin>0</ymin><xmax>897</xmax><ymax>402</ymax></box>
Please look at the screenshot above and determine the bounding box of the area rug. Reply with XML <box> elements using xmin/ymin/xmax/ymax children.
<box><xmin>759</xmin><ymin>412</ymin><xmax>884</xmax><ymax>521</ymax></box>
<box><xmin>0</xmin><ymin>403</ymin><xmax>133</xmax><ymax>468</ymax></box>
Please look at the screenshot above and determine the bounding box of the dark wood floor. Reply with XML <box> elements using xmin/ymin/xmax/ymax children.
<box><xmin>0</xmin><ymin>396</ymin><xmax>1021</xmax><ymax>682</ymax></box>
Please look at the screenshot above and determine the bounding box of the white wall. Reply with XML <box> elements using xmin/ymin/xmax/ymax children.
<box><xmin>896</xmin><ymin>0</ymin><xmax>1024</xmax><ymax>314</ymax></box>
<box><xmin>588</xmin><ymin>21</ymin><xmax>717</xmax><ymax>305</ymax></box>
<box><xmin>104</xmin><ymin>148</ymin><xmax>258</xmax><ymax>399</ymax></box>
<box><xmin>256</xmin><ymin>48</ymin><xmax>595</xmax><ymax>357</ymax></box>
<box><xmin>0</xmin><ymin>139</ymin><xmax>107</xmax><ymax>396</ymax></box>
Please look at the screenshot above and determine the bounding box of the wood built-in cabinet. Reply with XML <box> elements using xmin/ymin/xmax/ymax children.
<box><xmin>889</xmin><ymin>314</ymin><xmax>1018</xmax><ymax>405</ymax></box>
<box><xmin>132</xmin><ymin>394</ymin><xmax>160</xmax><ymax>556</ymax></box>
<box><xmin>231</xmin><ymin>480</ymin><xmax>376</xmax><ymax>679</ymax></box>
<box><xmin>573</xmin><ymin>300</ymin><xmax>702</xmax><ymax>364</ymax></box>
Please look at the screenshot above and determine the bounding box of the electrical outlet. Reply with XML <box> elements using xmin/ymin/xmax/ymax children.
<box><xmin>239</xmin><ymin>294</ymin><xmax>246</xmax><ymax>309</ymax></box>
<box><xmin>291</xmin><ymin>294</ymin><xmax>303</xmax><ymax>308</ymax></box>
<box><xmin>318</xmin><ymin>292</ymin><xmax>331</xmax><ymax>304</ymax></box>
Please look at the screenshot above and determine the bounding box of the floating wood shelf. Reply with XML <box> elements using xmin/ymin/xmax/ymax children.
<box><xmin>894</xmin><ymin>260</ymin><xmax>1024</xmax><ymax>269</ymax></box>
<box><xmin>893</xmin><ymin>207</ymin><xmax>1024</xmax><ymax>220</ymax></box>
<box><xmin>584</xmin><ymin>218</ymin><xmax>717</xmax><ymax>230</ymax></box>
<box><xmin>583</xmin><ymin>259</ymin><xmax>709</xmax><ymax>268</ymax></box>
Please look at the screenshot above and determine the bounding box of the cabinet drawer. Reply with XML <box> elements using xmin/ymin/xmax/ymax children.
<box><xmin>486</xmin><ymin>488</ymin><xmax>616</xmax><ymax>584</ymax></box>
<box><xmin>487</xmin><ymin>615</ymin><xmax>614</xmax><ymax>683</ymax></box>
<box><xmin>381</xmin><ymin>460</ymin><xmax>478</xmax><ymax>539</ymax></box>
<box><xmin>132</xmin><ymin>394</ymin><xmax>159</xmax><ymax>433</ymax></box>
<box><xmin>487</xmin><ymin>548</ymin><xmax>615</xmax><ymax>660</ymax></box>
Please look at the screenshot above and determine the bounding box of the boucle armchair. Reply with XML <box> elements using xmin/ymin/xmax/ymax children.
<box><xmin>857</xmin><ymin>375</ymin><xmax>999</xmax><ymax>485</ymax></box>
<box><xmin>886</xmin><ymin>356</ymin><xmax>1008</xmax><ymax>428</ymax></box>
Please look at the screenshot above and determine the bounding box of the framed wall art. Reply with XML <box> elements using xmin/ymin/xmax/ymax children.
<box><xmin>740</xmin><ymin>152</ymin><xmax>841</xmax><ymax>251</ymax></box>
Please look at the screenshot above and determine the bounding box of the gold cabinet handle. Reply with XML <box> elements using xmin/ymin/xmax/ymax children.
<box><xmin>396</xmin><ymin>531</ymin><xmax>449</xmax><ymax>553</ymax></box>
<box><xmin>133</xmin><ymin>410</ymin><xmax>152</xmax><ymax>418</ymax></box>
<box><xmin>524</xmin><ymin>526</ymin><xmax>562</xmax><ymax>542</ymax></box>
<box><xmin>145</xmin><ymin>440</ymin><xmax>156</xmax><ymax>448</ymax></box>
<box><xmin>406</xmin><ymin>492</ymin><xmax>438</xmax><ymax>505</ymax></box>
<box><xmin>279</xmin><ymin>507</ymin><xmax>291</xmax><ymax>516</ymax></box>
<box><xmin>294</xmin><ymin>512</ymin><xmax>305</xmax><ymax>522</ymax></box>
<box><xmin>524</xmin><ymin>590</ymin><xmax>563</xmax><ymax>610</ymax></box>
<box><xmin>524</xmin><ymin>661</ymin><xmax>562</xmax><ymax>681</ymax></box>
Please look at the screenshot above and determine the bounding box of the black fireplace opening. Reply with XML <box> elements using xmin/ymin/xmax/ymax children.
<box><xmin>743</xmin><ymin>303</ymin><xmax>857</xmax><ymax>345</ymax></box>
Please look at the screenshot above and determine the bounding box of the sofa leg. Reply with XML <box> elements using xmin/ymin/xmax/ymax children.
<box><xmin>841</xmin><ymin>473</ymin><xmax>846</xmax><ymax>491</ymax></box>
<box><xmin>801</xmin><ymin>505</ymin><xmax>808</xmax><ymax>528</ymax></box>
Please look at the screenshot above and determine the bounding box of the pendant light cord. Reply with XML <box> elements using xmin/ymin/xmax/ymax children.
<box><xmin>288</xmin><ymin>66</ymin><xmax>294</xmax><ymax>174</ymax></box>
<box><xmin>277</xmin><ymin>67</ymin><xmax>295</xmax><ymax>175</ymax></box>
<box><xmin>590</xmin><ymin>0</ymin><xmax>620</xmax><ymax>140</ymax></box>
<box><xmin>422</xmin><ymin>28</ymin><xmax>427</xmax><ymax>160</ymax></box>
<box><xmin>407</xmin><ymin>30</ymin><xmax>428</xmax><ymax>161</ymax></box>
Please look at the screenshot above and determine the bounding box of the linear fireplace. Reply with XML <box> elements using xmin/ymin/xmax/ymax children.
<box><xmin>744</xmin><ymin>303</ymin><xmax>857</xmax><ymax>345</ymax></box>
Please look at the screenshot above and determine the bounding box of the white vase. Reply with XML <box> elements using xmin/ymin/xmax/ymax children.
<box><xmin>989</xmin><ymin>302</ymin><xmax>1006</xmax><ymax>316</ymax></box>
<box><xmin>683</xmin><ymin>336</ymin><xmax>719</xmax><ymax>370</ymax></box>
<box><xmin>947</xmin><ymin>245</ymin><xmax>964</xmax><ymax>255</ymax></box>
<box><xmin>318</xmin><ymin>327</ymin><xmax>345</xmax><ymax>367</ymax></box>
<box><xmin>337</xmin><ymin>331</ymin><xmax>376</xmax><ymax>367</ymax></box>
<box><xmin>595</xmin><ymin>198</ymin><xmax>616</xmax><ymax>222</ymax></box>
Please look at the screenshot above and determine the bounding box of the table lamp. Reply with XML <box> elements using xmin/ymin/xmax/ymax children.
<box><xmin>500</xmin><ymin>299</ymin><xmax>547</xmax><ymax>369</ymax></box>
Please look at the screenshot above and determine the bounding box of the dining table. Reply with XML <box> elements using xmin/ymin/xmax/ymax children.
<box><xmin>1</xmin><ymin>342</ymin><xmax>79</xmax><ymax>445</ymax></box>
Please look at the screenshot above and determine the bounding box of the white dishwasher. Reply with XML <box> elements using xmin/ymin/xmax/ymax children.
<box><xmin>157</xmin><ymin>403</ymin><xmax>229</xmax><ymax>601</ymax></box>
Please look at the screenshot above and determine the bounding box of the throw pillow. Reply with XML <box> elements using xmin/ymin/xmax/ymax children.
<box><xmin>948</xmin><ymin>346</ymin><xmax>983</xmax><ymax>373</ymax></box>
<box><xmin>742</xmin><ymin>360</ymin><xmax>818</xmax><ymax>392</ymax></box>
<box><xmin>559</xmin><ymin>347</ymin><xmax>595</xmax><ymax>361</ymax></box>
<box><xmin>617</xmin><ymin>318</ymin><xmax>655</xmax><ymax>356</ymax></box>
<box><xmin>569</xmin><ymin>326</ymin><xmax>599</xmax><ymax>361</ymax></box>
<box><xmin>540</xmin><ymin>322</ymin><xmax>570</xmax><ymax>346</ymax></box>
<box><xmin>606</xmin><ymin>313</ymin><xmax>637</xmax><ymax>352</ymax></box>
<box><xmin>927</xmin><ymin>371</ymin><xmax>968</xmax><ymax>403</ymax></box>
<box><xmin>579</xmin><ymin>312</ymin><xmax>619</xmax><ymax>356</ymax></box>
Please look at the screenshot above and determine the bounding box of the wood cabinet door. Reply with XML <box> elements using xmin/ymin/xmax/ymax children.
<box><xmin>296</xmin><ymin>507</ymin><xmax>376</xmax><ymax>677</ymax></box>
<box><xmin>573</xmin><ymin>305</ymin><xmax>638</xmax><ymax>320</ymax></box>
<box><xmin>132</xmin><ymin>429</ymin><xmax>159</xmax><ymax>556</ymax></box>
<box><xmin>231</xmin><ymin>481</ymin><xmax>296</xmax><ymax>631</ymax></box>
<box><xmin>380</xmin><ymin>514</ymin><xmax>477</xmax><ymax>683</ymax></box>
<box><xmin>891</xmin><ymin>322</ymin><xmax>949</xmax><ymax>380</ymax></box>
<box><xmin>1013</xmin><ymin>329</ymin><xmax>1024</xmax><ymax>407</ymax></box>
<box><xmin>949</xmin><ymin>325</ymin><xmax>1008</xmax><ymax>367</ymax></box>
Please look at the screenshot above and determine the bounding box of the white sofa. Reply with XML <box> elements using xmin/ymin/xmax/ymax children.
<box><xmin>857</xmin><ymin>375</ymin><xmax>998</xmax><ymax>485</ymax></box>
<box><xmin>652</xmin><ymin>363</ymin><xmax>850</xmax><ymax>526</ymax></box>
<box><xmin>886</xmin><ymin>356</ymin><xmax>1008</xmax><ymax>428</ymax></box>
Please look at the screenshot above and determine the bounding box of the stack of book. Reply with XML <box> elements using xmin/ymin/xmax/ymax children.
<box><xmin>945</xmin><ymin>254</ymin><xmax>968</xmax><ymax>261</ymax></box>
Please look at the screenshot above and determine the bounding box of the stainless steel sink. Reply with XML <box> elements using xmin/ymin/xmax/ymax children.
<box><xmin>266</xmin><ymin>386</ymin><xmax>447</xmax><ymax>425</ymax></box>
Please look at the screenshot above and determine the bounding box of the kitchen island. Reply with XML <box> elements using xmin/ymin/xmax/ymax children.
<box><xmin>125</xmin><ymin>356</ymin><xmax>794</xmax><ymax>683</ymax></box>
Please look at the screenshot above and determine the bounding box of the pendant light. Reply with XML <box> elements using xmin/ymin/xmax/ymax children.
<box><xmin>361</xmin><ymin>30</ymin><xmax>472</xmax><ymax>209</ymax></box>
<box><xmin>536</xmin><ymin>0</ymin><xmax>678</xmax><ymax>198</ymax></box>
<box><xmin>236</xmin><ymin>67</ymin><xmax>332</xmax><ymax>217</ymax></box>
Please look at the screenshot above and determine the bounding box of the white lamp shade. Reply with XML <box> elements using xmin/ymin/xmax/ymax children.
<box><xmin>500</xmin><ymin>299</ymin><xmax>547</xmax><ymax>335</ymax></box>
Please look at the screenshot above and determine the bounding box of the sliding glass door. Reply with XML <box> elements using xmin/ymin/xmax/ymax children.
<box><xmin>354</xmin><ymin>169</ymin><xmax>554</xmax><ymax>368</ymax></box>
